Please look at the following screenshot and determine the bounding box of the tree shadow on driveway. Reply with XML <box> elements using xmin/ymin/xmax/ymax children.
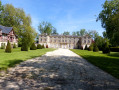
<box><xmin>0</xmin><ymin>55</ymin><xmax>119</xmax><ymax>90</ymax></box>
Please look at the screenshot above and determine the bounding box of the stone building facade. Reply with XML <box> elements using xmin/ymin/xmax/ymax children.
<box><xmin>0</xmin><ymin>25</ymin><xmax>18</xmax><ymax>47</ymax></box>
<box><xmin>39</xmin><ymin>34</ymin><xmax>92</xmax><ymax>49</ymax></box>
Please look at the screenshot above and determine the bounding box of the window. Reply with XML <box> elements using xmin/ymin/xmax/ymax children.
<box><xmin>88</xmin><ymin>40</ymin><xmax>90</xmax><ymax>43</ymax></box>
<box><xmin>84</xmin><ymin>40</ymin><xmax>86</xmax><ymax>43</ymax></box>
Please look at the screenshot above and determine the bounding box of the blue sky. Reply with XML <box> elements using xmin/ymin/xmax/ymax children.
<box><xmin>1</xmin><ymin>0</ymin><xmax>105</xmax><ymax>35</ymax></box>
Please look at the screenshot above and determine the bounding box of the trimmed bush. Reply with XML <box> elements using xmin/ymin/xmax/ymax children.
<box><xmin>88</xmin><ymin>44</ymin><xmax>93</xmax><ymax>51</ymax></box>
<box><xmin>46</xmin><ymin>45</ymin><xmax>48</xmax><ymax>48</ymax></box>
<box><xmin>30</xmin><ymin>43</ymin><xmax>37</xmax><ymax>50</ymax></box>
<box><xmin>13</xmin><ymin>43</ymin><xmax>17</xmax><ymax>48</ymax></box>
<box><xmin>42</xmin><ymin>44</ymin><xmax>45</xmax><ymax>48</ymax></box>
<box><xmin>1</xmin><ymin>43</ymin><xmax>5</xmax><ymax>49</ymax></box>
<box><xmin>5</xmin><ymin>40</ymin><xmax>12</xmax><ymax>53</ymax></box>
<box><xmin>102</xmin><ymin>42</ymin><xmax>110</xmax><ymax>54</ymax></box>
<box><xmin>21</xmin><ymin>43</ymin><xmax>28</xmax><ymax>51</ymax></box>
<box><xmin>80</xmin><ymin>46</ymin><xmax>83</xmax><ymax>50</ymax></box>
<box><xmin>93</xmin><ymin>44</ymin><xmax>99</xmax><ymax>52</ymax></box>
<box><xmin>84</xmin><ymin>44</ymin><xmax>88</xmax><ymax>50</ymax></box>
<box><xmin>37</xmin><ymin>44</ymin><xmax>42</xmax><ymax>49</ymax></box>
<box><xmin>110</xmin><ymin>47</ymin><xmax>119</xmax><ymax>52</ymax></box>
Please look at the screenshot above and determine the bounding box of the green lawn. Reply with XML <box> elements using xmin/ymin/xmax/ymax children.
<box><xmin>71</xmin><ymin>49</ymin><xmax>119</xmax><ymax>79</ymax></box>
<box><xmin>0</xmin><ymin>47</ymin><xmax>55</xmax><ymax>70</ymax></box>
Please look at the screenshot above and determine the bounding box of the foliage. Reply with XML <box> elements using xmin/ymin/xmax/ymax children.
<box><xmin>42</xmin><ymin>44</ymin><xmax>45</xmax><ymax>48</ymax></box>
<box><xmin>30</xmin><ymin>43</ymin><xmax>37</xmax><ymax>50</ymax></box>
<box><xmin>0</xmin><ymin>1</ymin><xmax>3</xmax><ymax>24</ymax></box>
<box><xmin>21</xmin><ymin>42</ymin><xmax>28</xmax><ymax>51</ymax></box>
<box><xmin>93</xmin><ymin>44</ymin><xmax>99</xmax><ymax>52</ymax></box>
<box><xmin>13</xmin><ymin>43</ymin><xmax>17</xmax><ymax>48</ymax></box>
<box><xmin>79</xmin><ymin>29</ymin><xmax>87</xmax><ymax>36</ymax></box>
<box><xmin>5</xmin><ymin>40</ymin><xmax>12</xmax><ymax>53</ymax></box>
<box><xmin>95</xmin><ymin>36</ymin><xmax>104</xmax><ymax>50</ymax></box>
<box><xmin>52</xmin><ymin>27</ymin><xmax>58</xmax><ymax>35</ymax></box>
<box><xmin>88</xmin><ymin>44</ymin><xmax>93</xmax><ymax>51</ymax></box>
<box><xmin>102</xmin><ymin>42</ymin><xmax>110</xmax><ymax>54</ymax></box>
<box><xmin>63</xmin><ymin>31</ymin><xmax>70</xmax><ymax>35</ymax></box>
<box><xmin>1</xmin><ymin>43</ymin><xmax>5</xmax><ymax>49</ymax></box>
<box><xmin>38</xmin><ymin>21</ymin><xmax>53</xmax><ymax>35</ymax></box>
<box><xmin>46</xmin><ymin>45</ymin><xmax>48</xmax><ymax>48</ymax></box>
<box><xmin>103</xmin><ymin>31</ymin><xmax>108</xmax><ymax>38</ymax></box>
<box><xmin>84</xmin><ymin>45</ymin><xmax>88</xmax><ymax>50</ymax></box>
<box><xmin>87</xmin><ymin>30</ymin><xmax>99</xmax><ymax>40</ymax></box>
<box><xmin>71</xmin><ymin>49</ymin><xmax>119</xmax><ymax>79</ymax></box>
<box><xmin>97</xmin><ymin>0</ymin><xmax>119</xmax><ymax>46</ymax></box>
<box><xmin>37</xmin><ymin>44</ymin><xmax>42</xmax><ymax>49</ymax></box>
<box><xmin>0</xmin><ymin>4</ymin><xmax>37</xmax><ymax>49</ymax></box>
<box><xmin>110</xmin><ymin>47</ymin><xmax>119</xmax><ymax>52</ymax></box>
<box><xmin>95</xmin><ymin>36</ymin><xmax>110</xmax><ymax>51</ymax></box>
<box><xmin>72</xmin><ymin>32</ymin><xmax>76</xmax><ymax>36</ymax></box>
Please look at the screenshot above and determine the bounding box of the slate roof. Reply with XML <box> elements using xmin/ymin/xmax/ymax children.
<box><xmin>0</xmin><ymin>25</ymin><xmax>13</xmax><ymax>34</ymax></box>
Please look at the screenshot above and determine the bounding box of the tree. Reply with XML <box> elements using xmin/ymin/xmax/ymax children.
<box><xmin>93</xmin><ymin>43</ymin><xmax>99</xmax><ymax>52</ymax></box>
<box><xmin>102</xmin><ymin>42</ymin><xmax>110</xmax><ymax>54</ymax></box>
<box><xmin>102</xmin><ymin>31</ymin><xmax>108</xmax><ymax>38</ymax></box>
<box><xmin>37</xmin><ymin>44</ymin><xmax>42</xmax><ymax>49</ymax></box>
<box><xmin>13</xmin><ymin>43</ymin><xmax>17</xmax><ymax>48</ymax></box>
<box><xmin>76</xmin><ymin>31</ymin><xmax>80</xmax><ymax>36</ymax></box>
<box><xmin>87</xmin><ymin>30</ymin><xmax>99</xmax><ymax>40</ymax></box>
<box><xmin>0</xmin><ymin>1</ymin><xmax>3</xmax><ymax>24</ymax></box>
<box><xmin>63</xmin><ymin>31</ymin><xmax>70</xmax><ymax>35</ymax></box>
<box><xmin>79</xmin><ymin>29</ymin><xmax>87</xmax><ymax>36</ymax></box>
<box><xmin>0</xmin><ymin>4</ymin><xmax>37</xmax><ymax>50</ymax></box>
<box><xmin>52</xmin><ymin>27</ymin><xmax>58</xmax><ymax>35</ymax></box>
<box><xmin>72</xmin><ymin>32</ymin><xmax>76</xmax><ymax>36</ymax></box>
<box><xmin>38</xmin><ymin>21</ymin><xmax>53</xmax><ymax>35</ymax></box>
<box><xmin>88</xmin><ymin>44</ymin><xmax>93</xmax><ymax>51</ymax></box>
<box><xmin>5</xmin><ymin>40</ymin><xmax>12</xmax><ymax>53</ymax></box>
<box><xmin>95</xmin><ymin>36</ymin><xmax>104</xmax><ymax>51</ymax></box>
<box><xmin>97</xmin><ymin>0</ymin><xmax>119</xmax><ymax>46</ymax></box>
<box><xmin>30</xmin><ymin>43</ymin><xmax>37</xmax><ymax>50</ymax></box>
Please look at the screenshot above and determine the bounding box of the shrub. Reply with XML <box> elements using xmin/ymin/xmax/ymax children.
<box><xmin>30</xmin><ymin>43</ymin><xmax>37</xmax><ymax>50</ymax></box>
<box><xmin>42</xmin><ymin>44</ymin><xmax>45</xmax><ymax>48</ymax></box>
<box><xmin>46</xmin><ymin>45</ymin><xmax>48</xmax><ymax>48</ymax></box>
<box><xmin>21</xmin><ymin>43</ymin><xmax>28</xmax><ymax>51</ymax></box>
<box><xmin>93</xmin><ymin>44</ymin><xmax>99</xmax><ymax>52</ymax></box>
<box><xmin>37</xmin><ymin>44</ymin><xmax>42</xmax><ymax>49</ymax></box>
<box><xmin>88</xmin><ymin>44</ymin><xmax>93</xmax><ymax>51</ymax></box>
<box><xmin>80</xmin><ymin>46</ymin><xmax>83</xmax><ymax>50</ymax></box>
<box><xmin>1</xmin><ymin>43</ymin><xmax>5</xmax><ymax>49</ymax></box>
<box><xmin>84</xmin><ymin>44</ymin><xmax>88</xmax><ymax>50</ymax></box>
<box><xmin>5</xmin><ymin>40</ymin><xmax>12</xmax><ymax>53</ymax></box>
<box><xmin>102</xmin><ymin>42</ymin><xmax>110</xmax><ymax>54</ymax></box>
<box><xmin>110</xmin><ymin>47</ymin><xmax>119</xmax><ymax>52</ymax></box>
<box><xmin>13</xmin><ymin>43</ymin><xmax>17</xmax><ymax>48</ymax></box>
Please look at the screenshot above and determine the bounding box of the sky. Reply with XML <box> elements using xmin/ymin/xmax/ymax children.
<box><xmin>1</xmin><ymin>0</ymin><xmax>106</xmax><ymax>35</ymax></box>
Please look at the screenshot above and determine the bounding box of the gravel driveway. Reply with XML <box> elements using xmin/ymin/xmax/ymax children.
<box><xmin>0</xmin><ymin>49</ymin><xmax>119</xmax><ymax>90</ymax></box>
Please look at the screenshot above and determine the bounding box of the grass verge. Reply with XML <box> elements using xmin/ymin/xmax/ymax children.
<box><xmin>71</xmin><ymin>49</ymin><xmax>119</xmax><ymax>79</ymax></box>
<box><xmin>0</xmin><ymin>47</ymin><xmax>55</xmax><ymax>70</ymax></box>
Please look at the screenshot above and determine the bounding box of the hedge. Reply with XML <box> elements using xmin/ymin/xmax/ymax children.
<box><xmin>110</xmin><ymin>47</ymin><xmax>119</xmax><ymax>52</ymax></box>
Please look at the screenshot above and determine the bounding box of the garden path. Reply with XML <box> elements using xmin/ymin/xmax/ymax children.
<box><xmin>0</xmin><ymin>48</ymin><xmax>119</xmax><ymax>90</ymax></box>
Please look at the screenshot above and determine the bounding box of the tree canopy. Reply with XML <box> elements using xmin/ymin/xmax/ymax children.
<box><xmin>38</xmin><ymin>21</ymin><xmax>54</xmax><ymax>35</ymax></box>
<box><xmin>97</xmin><ymin>0</ymin><xmax>119</xmax><ymax>46</ymax></box>
<box><xmin>0</xmin><ymin>3</ymin><xmax>36</xmax><ymax>49</ymax></box>
<box><xmin>63</xmin><ymin>31</ymin><xmax>70</xmax><ymax>35</ymax></box>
